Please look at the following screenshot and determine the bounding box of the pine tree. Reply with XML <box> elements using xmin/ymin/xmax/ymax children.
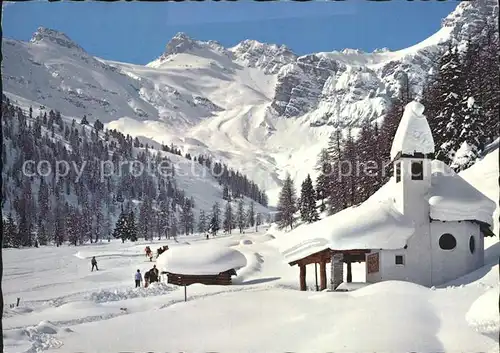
<box><xmin>127</xmin><ymin>211</ymin><xmax>138</xmax><ymax>241</ymax></box>
<box><xmin>247</xmin><ymin>201</ymin><xmax>255</xmax><ymax>227</ymax></box>
<box><xmin>198</xmin><ymin>210</ymin><xmax>207</xmax><ymax>233</ymax></box>
<box><xmin>209</xmin><ymin>202</ymin><xmax>221</xmax><ymax>236</ymax></box>
<box><xmin>343</xmin><ymin>128</ymin><xmax>358</xmax><ymax>207</ymax></box>
<box><xmin>139</xmin><ymin>198</ymin><xmax>152</xmax><ymax>240</ymax></box>
<box><xmin>180</xmin><ymin>198</ymin><xmax>194</xmax><ymax>235</ymax></box>
<box><xmin>356</xmin><ymin>118</ymin><xmax>379</xmax><ymax>202</ymax></box>
<box><xmin>158</xmin><ymin>199</ymin><xmax>170</xmax><ymax>239</ymax></box>
<box><xmin>326</xmin><ymin>128</ymin><xmax>347</xmax><ymax>214</ymax></box>
<box><xmin>66</xmin><ymin>206</ymin><xmax>82</xmax><ymax>246</ymax></box>
<box><xmin>300</xmin><ymin>174</ymin><xmax>319</xmax><ymax>223</ymax></box>
<box><xmin>3</xmin><ymin>213</ymin><xmax>18</xmax><ymax>248</ymax></box>
<box><xmin>37</xmin><ymin>216</ymin><xmax>48</xmax><ymax>246</ymax></box>
<box><xmin>276</xmin><ymin>173</ymin><xmax>297</xmax><ymax>230</ymax></box>
<box><xmin>432</xmin><ymin>46</ymin><xmax>464</xmax><ymax>163</ymax></box>
<box><xmin>37</xmin><ymin>177</ymin><xmax>50</xmax><ymax>239</ymax></box>
<box><xmin>315</xmin><ymin>148</ymin><xmax>330</xmax><ymax>212</ymax></box>
<box><xmin>54</xmin><ymin>193</ymin><xmax>66</xmax><ymax>247</ymax></box>
<box><xmin>14</xmin><ymin>179</ymin><xmax>36</xmax><ymax>247</ymax></box>
<box><xmin>236</xmin><ymin>199</ymin><xmax>246</xmax><ymax>233</ymax></box>
<box><xmin>222</xmin><ymin>185</ymin><xmax>231</xmax><ymax>201</ymax></box>
<box><xmin>113</xmin><ymin>210</ymin><xmax>128</xmax><ymax>243</ymax></box>
<box><xmin>223</xmin><ymin>201</ymin><xmax>233</xmax><ymax>234</ymax></box>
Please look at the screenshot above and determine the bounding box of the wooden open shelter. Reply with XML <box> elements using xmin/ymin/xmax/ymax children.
<box><xmin>288</xmin><ymin>248</ymin><xmax>371</xmax><ymax>291</ymax></box>
<box><xmin>162</xmin><ymin>268</ymin><xmax>238</xmax><ymax>286</ymax></box>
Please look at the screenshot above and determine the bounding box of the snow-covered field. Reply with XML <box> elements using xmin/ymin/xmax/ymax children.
<box><xmin>3</xmin><ymin>223</ymin><xmax>499</xmax><ymax>353</ymax></box>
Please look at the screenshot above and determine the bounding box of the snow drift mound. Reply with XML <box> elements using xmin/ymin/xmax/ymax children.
<box><xmin>3</xmin><ymin>306</ymin><xmax>34</xmax><ymax>318</ymax></box>
<box><xmin>36</xmin><ymin>321</ymin><xmax>59</xmax><ymax>334</ymax></box>
<box><xmin>157</xmin><ymin>244</ymin><xmax>247</xmax><ymax>275</ymax></box>
<box><xmin>4</xmin><ymin>321</ymin><xmax>66</xmax><ymax>353</ymax></box>
<box><xmin>87</xmin><ymin>282</ymin><xmax>175</xmax><ymax>303</ymax></box>
<box><xmin>466</xmin><ymin>287</ymin><xmax>500</xmax><ymax>339</ymax></box>
<box><xmin>239</xmin><ymin>239</ymin><xmax>253</xmax><ymax>245</ymax></box>
<box><xmin>350</xmin><ymin>280</ymin><xmax>431</xmax><ymax>298</ymax></box>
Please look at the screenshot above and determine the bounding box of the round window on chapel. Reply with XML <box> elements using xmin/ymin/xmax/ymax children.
<box><xmin>439</xmin><ymin>233</ymin><xmax>456</xmax><ymax>250</ymax></box>
<box><xmin>469</xmin><ymin>236</ymin><xmax>475</xmax><ymax>254</ymax></box>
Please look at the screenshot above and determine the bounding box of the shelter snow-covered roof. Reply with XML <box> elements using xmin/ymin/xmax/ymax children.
<box><xmin>156</xmin><ymin>244</ymin><xmax>247</xmax><ymax>276</ymax></box>
<box><xmin>277</xmin><ymin>198</ymin><xmax>416</xmax><ymax>264</ymax></box>
<box><xmin>390</xmin><ymin>101</ymin><xmax>435</xmax><ymax>160</ymax></box>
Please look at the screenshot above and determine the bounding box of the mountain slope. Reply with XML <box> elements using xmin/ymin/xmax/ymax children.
<box><xmin>2</xmin><ymin>0</ymin><xmax>497</xmax><ymax>204</ymax></box>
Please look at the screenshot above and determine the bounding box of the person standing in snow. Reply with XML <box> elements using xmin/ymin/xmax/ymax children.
<box><xmin>91</xmin><ymin>257</ymin><xmax>98</xmax><ymax>271</ymax></box>
<box><xmin>144</xmin><ymin>270</ymin><xmax>150</xmax><ymax>288</ymax></box>
<box><xmin>149</xmin><ymin>265</ymin><xmax>159</xmax><ymax>283</ymax></box>
<box><xmin>135</xmin><ymin>269</ymin><xmax>143</xmax><ymax>288</ymax></box>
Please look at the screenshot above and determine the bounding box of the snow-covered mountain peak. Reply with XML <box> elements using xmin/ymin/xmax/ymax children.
<box><xmin>341</xmin><ymin>48</ymin><xmax>365</xmax><ymax>55</ymax></box>
<box><xmin>441</xmin><ymin>0</ymin><xmax>498</xmax><ymax>42</ymax></box>
<box><xmin>229</xmin><ymin>39</ymin><xmax>297</xmax><ymax>74</ymax></box>
<box><xmin>163</xmin><ymin>32</ymin><xmax>200</xmax><ymax>56</ymax></box>
<box><xmin>148</xmin><ymin>32</ymin><xmax>230</xmax><ymax>67</ymax></box>
<box><xmin>30</xmin><ymin>27</ymin><xmax>84</xmax><ymax>52</ymax></box>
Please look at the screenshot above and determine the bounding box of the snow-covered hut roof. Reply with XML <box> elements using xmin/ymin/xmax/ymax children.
<box><xmin>156</xmin><ymin>244</ymin><xmax>247</xmax><ymax>276</ymax></box>
<box><xmin>277</xmin><ymin>198</ymin><xmax>416</xmax><ymax>264</ymax></box>
<box><xmin>428</xmin><ymin>160</ymin><xmax>496</xmax><ymax>225</ymax></box>
<box><xmin>390</xmin><ymin>101</ymin><xmax>435</xmax><ymax>160</ymax></box>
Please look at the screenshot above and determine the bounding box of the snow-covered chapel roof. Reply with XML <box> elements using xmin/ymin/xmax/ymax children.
<box><xmin>390</xmin><ymin>101</ymin><xmax>435</xmax><ymax>160</ymax></box>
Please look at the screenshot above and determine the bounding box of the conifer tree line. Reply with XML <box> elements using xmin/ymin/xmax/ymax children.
<box><xmin>422</xmin><ymin>24</ymin><xmax>499</xmax><ymax>170</ymax></box>
<box><xmin>201</xmin><ymin>199</ymin><xmax>260</xmax><ymax>236</ymax></box>
<box><xmin>189</xmin><ymin>154</ymin><xmax>268</xmax><ymax>207</ymax></box>
<box><xmin>276</xmin><ymin>24</ymin><xmax>498</xmax><ymax>227</ymax></box>
<box><xmin>159</xmin><ymin>143</ymin><xmax>268</xmax><ymax>207</ymax></box>
<box><xmin>1</xmin><ymin>97</ymin><xmax>266</xmax><ymax>247</ymax></box>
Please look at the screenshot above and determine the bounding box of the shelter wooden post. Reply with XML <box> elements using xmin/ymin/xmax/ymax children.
<box><xmin>319</xmin><ymin>261</ymin><xmax>327</xmax><ymax>290</ymax></box>
<box><xmin>184</xmin><ymin>285</ymin><xmax>187</xmax><ymax>302</ymax></box>
<box><xmin>346</xmin><ymin>258</ymin><xmax>352</xmax><ymax>283</ymax></box>
<box><xmin>314</xmin><ymin>263</ymin><xmax>319</xmax><ymax>291</ymax></box>
<box><xmin>299</xmin><ymin>264</ymin><xmax>306</xmax><ymax>291</ymax></box>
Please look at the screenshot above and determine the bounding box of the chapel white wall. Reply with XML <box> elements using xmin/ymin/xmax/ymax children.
<box><xmin>430</xmin><ymin>220</ymin><xmax>483</xmax><ymax>285</ymax></box>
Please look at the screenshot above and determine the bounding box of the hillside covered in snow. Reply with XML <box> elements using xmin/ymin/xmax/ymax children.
<box><xmin>2</xmin><ymin>0</ymin><xmax>498</xmax><ymax>203</ymax></box>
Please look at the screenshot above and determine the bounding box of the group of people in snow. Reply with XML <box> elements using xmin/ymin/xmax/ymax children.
<box><xmin>156</xmin><ymin>245</ymin><xmax>169</xmax><ymax>258</ymax></box>
<box><xmin>135</xmin><ymin>265</ymin><xmax>160</xmax><ymax>288</ymax></box>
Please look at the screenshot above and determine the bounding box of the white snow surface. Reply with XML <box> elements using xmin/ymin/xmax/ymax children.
<box><xmin>277</xmin><ymin>198</ymin><xmax>415</xmax><ymax>264</ymax></box>
<box><xmin>466</xmin><ymin>287</ymin><xmax>500</xmax><ymax>339</ymax></box>
<box><xmin>156</xmin><ymin>243</ymin><xmax>247</xmax><ymax>275</ymax></box>
<box><xmin>390</xmin><ymin>101</ymin><xmax>435</xmax><ymax>159</ymax></box>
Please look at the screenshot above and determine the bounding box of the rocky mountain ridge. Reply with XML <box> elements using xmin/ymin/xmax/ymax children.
<box><xmin>1</xmin><ymin>0</ymin><xmax>497</xmax><ymax>201</ymax></box>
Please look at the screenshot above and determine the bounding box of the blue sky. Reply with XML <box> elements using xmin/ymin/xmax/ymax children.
<box><xmin>3</xmin><ymin>0</ymin><xmax>458</xmax><ymax>65</ymax></box>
